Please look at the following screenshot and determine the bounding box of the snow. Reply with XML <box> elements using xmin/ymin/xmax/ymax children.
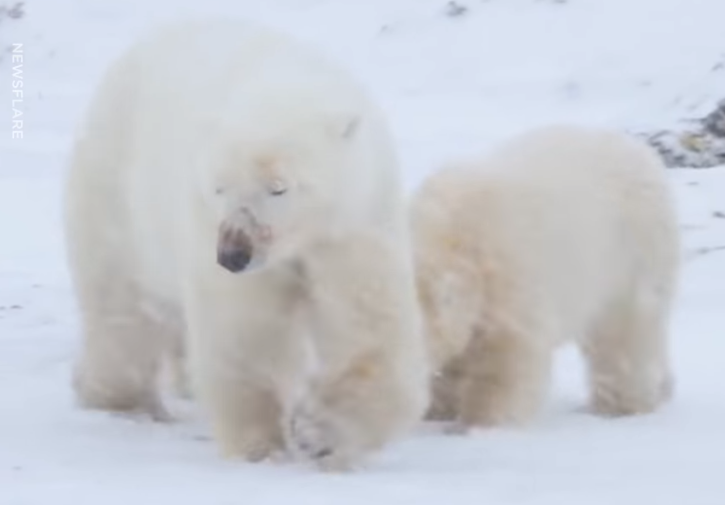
<box><xmin>1</xmin><ymin>0</ymin><xmax>725</xmax><ymax>503</ymax></box>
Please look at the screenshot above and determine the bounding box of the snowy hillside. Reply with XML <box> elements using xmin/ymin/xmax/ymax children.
<box><xmin>1</xmin><ymin>0</ymin><xmax>725</xmax><ymax>503</ymax></box>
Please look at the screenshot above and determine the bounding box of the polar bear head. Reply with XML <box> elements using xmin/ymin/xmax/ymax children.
<box><xmin>202</xmin><ymin>110</ymin><xmax>367</xmax><ymax>273</ymax></box>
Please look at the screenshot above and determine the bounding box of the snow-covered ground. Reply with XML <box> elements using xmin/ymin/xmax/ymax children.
<box><xmin>1</xmin><ymin>0</ymin><xmax>725</xmax><ymax>503</ymax></box>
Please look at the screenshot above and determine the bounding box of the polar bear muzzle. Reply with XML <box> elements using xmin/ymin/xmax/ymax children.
<box><xmin>217</xmin><ymin>223</ymin><xmax>254</xmax><ymax>273</ymax></box>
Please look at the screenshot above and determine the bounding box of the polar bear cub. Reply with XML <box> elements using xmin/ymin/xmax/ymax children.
<box><xmin>64</xmin><ymin>18</ymin><xmax>429</xmax><ymax>470</ymax></box>
<box><xmin>410</xmin><ymin>125</ymin><xmax>680</xmax><ymax>428</ymax></box>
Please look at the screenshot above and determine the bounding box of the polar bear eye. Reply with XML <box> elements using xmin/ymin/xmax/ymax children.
<box><xmin>268</xmin><ymin>180</ymin><xmax>288</xmax><ymax>196</ymax></box>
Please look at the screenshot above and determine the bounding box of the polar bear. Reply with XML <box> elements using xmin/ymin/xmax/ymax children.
<box><xmin>410</xmin><ymin>125</ymin><xmax>680</xmax><ymax>428</ymax></box>
<box><xmin>64</xmin><ymin>18</ymin><xmax>429</xmax><ymax>471</ymax></box>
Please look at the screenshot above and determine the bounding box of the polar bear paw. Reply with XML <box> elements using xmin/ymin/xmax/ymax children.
<box><xmin>73</xmin><ymin>362</ymin><xmax>172</xmax><ymax>422</ymax></box>
<box><xmin>285</xmin><ymin>398</ymin><xmax>361</xmax><ymax>472</ymax></box>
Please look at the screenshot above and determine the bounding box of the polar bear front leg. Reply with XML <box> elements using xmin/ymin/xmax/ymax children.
<box><xmin>286</xmin><ymin>352</ymin><xmax>427</xmax><ymax>471</ymax></box>
<box><xmin>195</xmin><ymin>367</ymin><xmax>283</xmax><ymax>462</ymax></box>
<box><xmin>456</xmin><ymin>314</ymin><xmax>554</xmax><ymax>429</ymax></box>
<box><xmin>184</xmin><ymin>270</ymin><xmax>304</xmax><ymax>463</ymax></box>
<box><xmin>285</xmin><ymin>236</ymin><xmax>429</xmax><ymax>471</ymax></box>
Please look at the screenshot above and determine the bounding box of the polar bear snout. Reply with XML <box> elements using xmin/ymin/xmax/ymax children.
<box><xmin>217</xmin><ymin>244</ymin><xmax>252</xmax><ymax>273</ymax></box>
<box><xmin>217</xmin><ymin>223</ymin><xmax>254</xmax><ymax>273</ymax></box>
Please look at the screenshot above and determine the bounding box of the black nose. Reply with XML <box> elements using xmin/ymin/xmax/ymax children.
<box><xmin>217</xmin><ymin>248</ymin><xmax>252</xmax><ymax>273</ymax></box>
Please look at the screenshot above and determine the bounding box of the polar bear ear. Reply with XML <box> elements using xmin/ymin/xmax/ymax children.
<box><xmin>326</xmin><ymin>113</ymin><xmax>361</xmax><ymax>142</ymax></box>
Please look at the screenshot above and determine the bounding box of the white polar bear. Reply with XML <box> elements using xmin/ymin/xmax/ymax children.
<box><xmin>410</xmin><ymin>125</ymin><xmax>680</xmax><ymax>428</ymax></box>
<box><xmin>64</xmin><ymin>18</ymin><xmax>429</xmax><ymax>471</ymax></box>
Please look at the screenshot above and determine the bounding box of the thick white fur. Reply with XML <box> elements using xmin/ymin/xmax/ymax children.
<box><xmin>64</xmin><ymin>18</ymin><xmax>428</xmax><ymax>470</ymax></box>
<box><xmin>410</xmin><ymin>125</ymin><xmax>680</xmax><ymax>428</ymax></box>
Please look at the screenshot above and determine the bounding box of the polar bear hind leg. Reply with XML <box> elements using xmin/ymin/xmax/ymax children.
<box><xmin>581</xmin><ymin>287</ymin><xmax>674</xmax><ymax>417</ymax></box>
<box><xmin>71</xmin><ymin>268</ymin><xmax>172</xmax><ymax>422</ymax></box>
<box><xmin>66</xmin><ymin>141</ymin><xmax>171</xmax><ymax>421</ymax></box>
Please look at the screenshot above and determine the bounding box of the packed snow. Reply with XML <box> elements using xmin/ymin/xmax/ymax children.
<box><xmin>1</xmin><ymin>0</ymin><xmax>725</xmax><ymax>503</ymax></box>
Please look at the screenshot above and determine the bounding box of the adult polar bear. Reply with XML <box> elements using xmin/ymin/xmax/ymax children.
<box><xmin>412</xmin><ymin>125</ymin><xmax>680</xmax><ymax>428</ymax></box>
<box><xmin>64</xmin><ymin>18</ymin><xmax>429</xmax><ymax>470</ymax></box>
